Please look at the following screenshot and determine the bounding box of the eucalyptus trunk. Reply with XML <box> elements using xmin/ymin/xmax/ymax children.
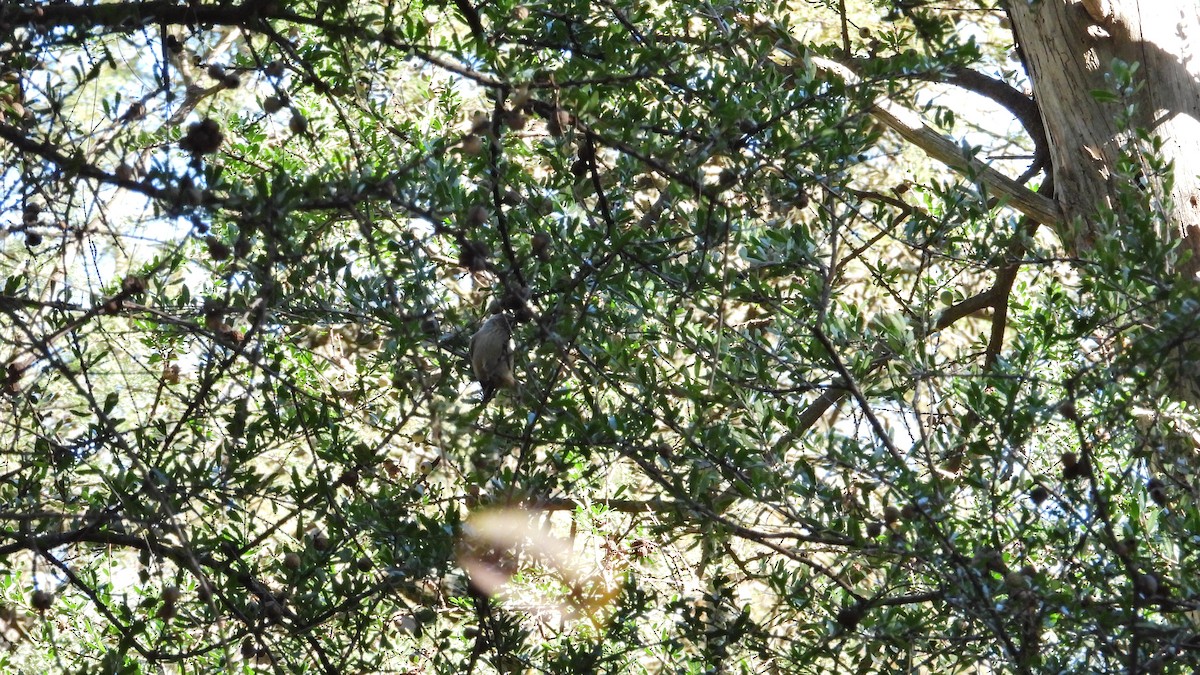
<box><xmin>1008</xmin><ymin>0</ymin><xmax>1200</xmax><ymax>273</ymax></box>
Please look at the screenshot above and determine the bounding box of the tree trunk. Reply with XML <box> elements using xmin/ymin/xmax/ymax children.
<box><xmin>1007</xmin><ymin>0</ymin><xmax>1200</xmax><ymax>275</ymax></box>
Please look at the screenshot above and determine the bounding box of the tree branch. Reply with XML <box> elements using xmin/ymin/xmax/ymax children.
<box><xmin>735</xmin><ymin>14</ymin><xmax>1062</xmax><ymax>226</ymax></box>
<box><xmin>0</xmin><ymin>122</ymin><xmax>167</xmax><ymax>200</ymax></box>
<box><xmin>827</xmin><ymin>62</ymin><xmax>1060</xmax><ymax>226</ymax></box>
<box><xmin>941</xmin><ymin>65</ymin><xmax>1047</xmax><ymax>158</ymax></box>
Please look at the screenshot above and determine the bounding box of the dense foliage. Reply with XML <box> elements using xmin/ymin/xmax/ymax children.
<box><xmin>2</xmin><ymin>0</ymin><xmax>1199</xmax><ymax>672</ymax></box>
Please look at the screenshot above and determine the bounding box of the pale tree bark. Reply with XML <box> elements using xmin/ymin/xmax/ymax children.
<box><xmin>1009</xmin><ymin>0</ymin><xmax>1200</xmax><ymax>509</ymax></box>
<box><xmin>1007</xmin><ymin>0</ymin><xmax>1200</xmax><ymax>274</ymax></box>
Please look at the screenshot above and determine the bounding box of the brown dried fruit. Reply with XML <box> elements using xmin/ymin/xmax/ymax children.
<box><xmin>1061</xmin><ymin>452</ymin><xmax>1089</xmax><ymax>481</ymax></box>
<box><xmin>461</xmin><ymin>134</ymin><xmax>484</xmax><ymax>155</ymax></box>
<box><xmin>122</xmin><ymin>275</ymin><xmax>147</xmax><ymax>295</ymax></box>
<box><xmin>836</xmin><ymin>604</ymin><xmax>864</xmax><ymax>629</ymax></box>
<box><xmin>793</xmin><ymin>187</ymin><xmax>810</xmax><ymax>209</ymax></box>
<box><xmin>288</xmin><ymin>111</ymin><xmax>308</xmax><ymax>134</ymax></box>
<box><xmin>1058</xmin><ymin>400</ymin><xmax>1078</xmax><ymax>420</ymax></box>
<box><xmin>206</xmin><ymin>236</ymin><xmax>230</xmax><ymax>261</ymax></box>
<box><xmin>458</xmin><ymin>240</ymin><xmax>490</xmax><ymax>272</ymax></box>
<box><xmin>470</xmin><ymin>111</ymin><xmax>491</xmax><ymax>134</ymax></box>
<box><xmin>1148</xmin><ymin>478</ymin><xmax>1169</xmax><ymax>507</ymax></box>
<box><xmin>122</xmin><ymin>101</ymin><xmax>146</xmax><ymax>121</ymax></box>
<box><xmin>216</xmin><ymin>325</ymin><xmax>244</xmax><ymax>346</ymax></box>
<box><xmin>180</xmin><ymin>118</ymin><xmax>223</xmax><ymax>156</ymax></box>
<box><xmin>466</xmin><ymin>204</ymin><xmax>489</xmax><ymax>226</ymax></box>
<box><xmin>30</xmin><ymin>590</ymin><xmax>52</xmax><ymax>611</ymax></box>
<box><xmin>531</xmin><ymin>231</ymin><xmax>552</xmax><ymax>261</ymax></box>
<box><xmin>1029</xmin><ymin>485</ymin><xmax>1049</xmax><ymax>505</ymax></box>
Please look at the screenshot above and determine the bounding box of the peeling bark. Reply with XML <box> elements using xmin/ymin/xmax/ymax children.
<box><xmin>1007</xmin><ymin>0</ymin><xmax>1200</xmax><ymax>276</ymax></box>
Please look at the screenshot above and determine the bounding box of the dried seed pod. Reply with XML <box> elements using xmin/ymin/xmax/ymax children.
<box><xmin>466</xmin><ymin>204</ymin><xmax>489</xmax><ymax>226</ymax></box>
<box><xmin>31</xmin><ymin>590</ymin><xmax>52</xmax><ymax>612</ymax></box>
<box><xmin>461</xmin><ymin>134</ymin><xmax>484</xmax><ymax>155</ymax></box>
<box><xmin>1057</xmin><ymin>400</ymin><xmax>1078</xmax><ymax>420</ymax></box>
<box><xmin>531</xmin><ymin>231</ymin><xmax>552</xmax><ymax>261</ymax></box>
<box><xmin>1148</xmin><ymin>478</ymin><xmax>1169</xmax><ymax>507</ymax></box>
<box><xmin>836</xmin><ymin>603</ymin><xmax>864</xmax><ymax>630</ymax></box>
<box><xmin>792</xmin><ymin>186</ymin><xmax>810</xmax><ymax>209</ymax></box>
<box><xmin>458</xmin><ymin>240</ymin><xmax>490</xmax><ymax>272</ymax></box>
<box><xmin>121</xmin><ymin>101</ymin><xmax>146</xmax><ymax>121</ymax></box>
<box><xmin>971</xmin><ymin>546</ymin><xmax>1006</xmax><ymax>575</ymax></box>
<box><xmin>206</xmin><ymin>236</ymin><xmax>230</xmax><ymax>261</ymax></box>
<box><xmin>180</xmin><ymin>118</ymin><xmax>223</xmax><ymax>156</ymax></box>
<box><xmin>1029</xmin><ymin>485</ymin><xmax>1049</xmax><ymax>505</ymax></box>
<box><xmin>216</xmin><ymin>325</ymin><xmax>244</xmax><ymax>346</ymax></box>
<box><xmin>288</xmin><ymin>110</ymin><xmax>308</xmax><ymax>134</ymax></box>
<box><xmin>1061</xmin><ymin>452</ymin><xmax>1089</xmax><ymax>481</ymax></box>
<box><xmin>504</xmin><ymin>110</ymin><xmax>527</xmax><ymax>131</ymax></box>
<box><xmin>1003</xmin><ymin>570</ymin><xmax>1030</xmax><ymax>591</ymax></box>
<box><xmin>470</xmin><ymin>111</ymin><xmax>491</xmax><ymax>134</ymax></box>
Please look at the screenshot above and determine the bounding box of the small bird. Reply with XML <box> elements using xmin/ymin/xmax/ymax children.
<box><xmin>470</xmin><ymin>314</ymin><xmax>515</xmax><ymax>403</ymax></box>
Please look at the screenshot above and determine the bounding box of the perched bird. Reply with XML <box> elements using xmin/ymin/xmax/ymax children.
<box><xmin>470</xmin><ymin>314</ymin><xmax>515</xmax><ymax>403</ymax></box>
